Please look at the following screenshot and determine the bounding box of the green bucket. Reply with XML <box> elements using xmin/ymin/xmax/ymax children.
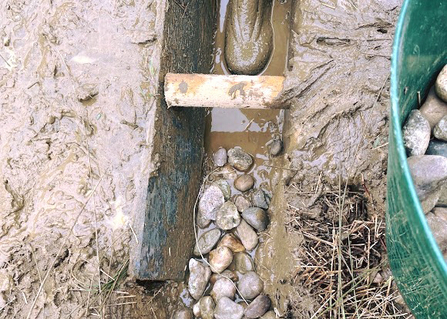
<box><xmin>387</xmin><ymin>0</ymin><xmax>447</xmax><ymax>317</ymax></box>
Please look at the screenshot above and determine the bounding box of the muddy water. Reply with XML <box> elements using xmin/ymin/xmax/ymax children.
<box><xmin>206</xmin><ymin>0</ymin><xmax>292</xmax><ymax>189</ymax></box>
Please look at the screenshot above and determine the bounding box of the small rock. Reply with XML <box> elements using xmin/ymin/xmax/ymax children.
<box><xmin>172</xmin><ymin>307</ymin><xmax>193</xmax><ymax>319</ymax></box>
<box><xmin>211</xmin><ymin>277</ymin><xmax>237</xmax><ymax>301</ymax></box>
<box><xmin>218</xmin><ymin>233</ymin><xmax>246</xmax><ymax>253</ymax></box>
<box><xmin>235</xmin><ymin>195</ymin><xmax>251</xmax><ymax>212</ymax></box>
<box><xmin>434</xmin><ymin>115</ymin><xmax>447</xmax><ymax>141</ymax></box>
<box><xmin>403</xmin><ymin>110</ymin><xmax>431</xmax><ymax>156</ymax></box>
<box><xmin>228</xmin><ymin>148</ymin><xmax>253</xmax><ymax>171</ymax></box>
<box><xmin>407</xmin><ymin>155</ymin><xmax>447</xmax><ymax>213</ymax></box>
<box><xmin>238</xmin><ymin>271</ymin><xmax>264</xmax><ymax>299</ymax></box>
<box><xmin>420</xmin><ymin>86</ymin><xmax>447</xmax><ymax>129</ymax></box>
<box><xmin>198</xmin><ymin>185</ymin><xmax>225</xmax><ymax>228</ymax></box>
<box><xmin>216</xmin><ymin>201</ymin><xmax>241</xmax><ymax>230</ymax></box>
<box><xmin>214</xmin><ymin>297</ymin><xmax>245</xmax><ymax>319</ymax></box>
<box><xmin>242</xmin><ymin>207</ymin><xmax>269</xmax><ymax>232</ymax></box>
<box><xmin>435</xmin><ymin>64</ymin><xmax>447</xmax><ymax>103</ymax></box>
<box><xmin>252</xmin><ymin>189</ymin><xmax>269</xmax><ymax>209</ymax></box>
<box><xmin>232</xmin><ymin>252</ymin><xmax>255</xmax><ymax>274</ymax></box>
<box><xmin>210</xmin><ymin>270</ymin><xmax>239</xmax><ymax>284</ymax></box>
<box><xmin>213</xmin><ymin>179</ymin><xmax>232</xmax><ymax>200</ymax></box>
<box><xmin>426</xmin><ymin>207</ymin><xmax>447</xmax><ymax>260</ymax></box>
<box><xmin>199</xmin><ymin>296</ymin><xmax>215</xmax><ymax>319</ymax></box>
<box><xmin>426</xmin><ymin>139</ymin><xmax>447</xmax><ymax>157</ymax></box>
<box><xmin>209</xmin><ymin>246</ymin><xmax>234</xmax><ymax>273</ymax></box>
<box><xmin>260</xmin><ymin>311</ymin><xmax>276</xmax><ymax>319</ymax></box>
<box><xmin>234</xmin><ymin>174</ymin><xmax>255</xmax><ymax>192</ymax></box>
<box><xmin>244</xmin><ymin>295</ymin><xmax>271</xmax><ymax>318</ymax></box>
<box><xmin>214</xmin><ymin>148</ymin><xmax>228</xmax><ymax>167</ymax></box>
<box><xmin>188</xmin><ymin>259</ymin><xmax>212</xmax><ymax>300</ymax></box>
<box><xmin>235</xmin><ymin>220</ymin><xmax>259</xmax><ymax>251</ymax></box>
<box><xmin>215</xmin><ymin>164</ymin><xmax>238</xmax><ymax>180</ymax></box>
<box><xmin>193</xmin><ymin>228</ymin><xmax>222</xmax><ymax>256</ymax></box>
<box><xmin>269</xmin><ymin>139</ymin><xmax>283</xmax><ymax>156</ymax></box>
<box><xmin>193</xmin><ymin>302</ymin><xmax>201</xmax><ymax>317</ymax></box>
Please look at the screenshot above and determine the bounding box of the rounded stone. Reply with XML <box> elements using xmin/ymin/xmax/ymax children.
<box><xmin>188</xmin><ymin>259</ymin><xmax>212</xmax><ymax>300</ymax></box>
<box><xmin>214</xmin><ymin>297</ymin><xmax>245</xmax><ymax>319</ymax></box>
<box><xmin>213</xmin><ymin>179</ymin><xmax>231</xmax><ymax>200</ymax></box>
<box><xmin>261</xmin><ymin>311</ymin><xmax>276</xmax><ymax>319</ymax></box>
<box><xmin>426</xmin><ymin>139</ymin><xmax>447</xmax><ymax>157</ymax></box>
<box><xmin>244</xmin><ymin>295</ymin><xmax>271</xmax><ymax>318</ymax></box>
<box><xmin>233</xmin><ymin>252</ymin><xmax>255</xmax><ymax>274</ymax></box>
<box><xmin>216</xmin><ymin>201</ymin><xmax>241</xmax><ymax>230</ymax></box>
<box><xmin>198</xmin><ymin>185</ymin><xmax>225</xmax><ymax>228</ymax></box>
<box><xmin>228</xmin><ymin>148</ymin><xmax>253</xmax><ymax>171</ymax></box>
<box><xmin>199</xmin><ymin>296</ymin><xmax>215</xmax><ymax>319</ymax></box>
<box><xmin>234</xmin><ymin>195</ymin><xmax>251</xmax><ymax>212</ymax></box>
<box><xmin>192</xmin><ymin>302</ymin><xmax>201</xmax><ymax>317</ymax></box>
<box><xmin>210</xmin><ymin>270</ymin><xmax>239</xmax><ymax>285</ymax></box>
<box><xmin>403</xmin><ymin>109</ymin><xmax>431</xmax><ymax>156</ymax></box>
<box><xmin>171</xmin><ymin>307</ymin><xmax>193</xmax><ymax>319</ymax></box>
<box><xmin>209</xmin><ymin>246</ymin><xmax>234</xmax><ymax>273</ymax></box>
<box><xmin>235</xmin><ymin>220</ymin><xmax>259</xmax><ymax>251</ymax></box>
<box><xmin>211</xmin><ymin>277</ymin><xmax>236</xmax><ymax>301</ymax></box>
<box><xmin>420</xmin><ymin>86</ymin><xmax>447</xmax><ymax>129</ymax></box>
<box><xmin>238</xmin><ymin>271</ymin><xmax>264</xmax><ymax>299</ymax></box>
<box><xmin>269</xmin><ymin>139</ymin><xmax>283</xmax><ymax>156</ymax></box>
<box><xmin>252</xmin><ymin>189</ymin><xmax>269</xmax><ymax>209</ymax></box>
<box><xmin>193</xmin><ymin>228</ymin><xmax>222</xmax><ymax>256</ymax></box>
<box><xmin>216</xmin><ymin>164</ymin><xmax>238</xmax><ymax>180</ymax></box>
<box><xmin>234</xmin><ymin>174</ymin><xmax>255</xmax><ymax>192</ymax></box>
<box><xmin>218</xmin><ymin>233</ymin><xmax>246</xmax><ymax>253</ymax></box>
<box><xmin>242</xmin><ymin>207</ymin><xmax>269</xmax><ymax>232</ymax></box>
<box><xmin>214</xmin><ymin>148</ymin><xmax>228</xmax><ymax>167</ymax></box>
<box><xmin>435</xmin><ymin>64</ymin><xmax>447</xmax><ymax>103</ymax></box>
<box><xmin>434</xmin><ymin>115</ymin><xmax>447</xmax><ymax>141</ymax></box>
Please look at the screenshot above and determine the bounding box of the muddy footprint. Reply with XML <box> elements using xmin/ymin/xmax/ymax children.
<box><xmin>225</xmin><ymin>0</ymin><xmax>273</xmax><ymax>75</ymax></box>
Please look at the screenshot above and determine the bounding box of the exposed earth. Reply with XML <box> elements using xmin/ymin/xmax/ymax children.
<box><xmin>0</xmin><ymin>0</ymin><xmax>414</xmax><ymax>318</ymax></box>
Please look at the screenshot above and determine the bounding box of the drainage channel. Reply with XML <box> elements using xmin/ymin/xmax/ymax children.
<box><xmin>173</xmin><ymin>0</ymin><xmax>293</xmax><ymax>317</ymax></box>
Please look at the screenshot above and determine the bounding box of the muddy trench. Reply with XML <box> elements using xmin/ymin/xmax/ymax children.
<box><xmin>0</xmin><ymin>0</ymin><xmax>414</xmax><ymax>318</ymax></box>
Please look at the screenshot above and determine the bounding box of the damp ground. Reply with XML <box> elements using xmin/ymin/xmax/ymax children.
<box><xmin>0</xmin><ymin>0</ymin><xmax>414</xmax><ymax>318</ymax></box>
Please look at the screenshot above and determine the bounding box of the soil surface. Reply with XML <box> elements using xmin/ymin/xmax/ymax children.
<box><xmin>0</xmin><ymin>0</ymin><xmax>413</xmax><ymax>318</ymax></box>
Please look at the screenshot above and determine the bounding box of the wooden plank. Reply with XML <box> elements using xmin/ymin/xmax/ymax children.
<box><xmin>165</xmin><ymin>73</ymin><xmax>287</xmax><ymax>109</ymax></box>
<box><xmin>129</xmin><ymin>0</ymin><xmax>217</xmax><ymax>281</ymax></box>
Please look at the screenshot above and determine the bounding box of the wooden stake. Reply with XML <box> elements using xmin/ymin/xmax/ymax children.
<box><xmin>164</xmin><ymin>73</ymin><xmax>287</xmax><ymax>109</ymax></box>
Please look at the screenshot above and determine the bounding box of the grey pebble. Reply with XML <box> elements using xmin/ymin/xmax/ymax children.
<box><xmin>193</xmin><ymin>228</ymin><xmax>222</xmax><ymax>256</ymax></box>
<box><xmin>235</xmin><ymin>195</ymin><xmax>251</xmax><ymax>212</ymax></box>
<box><xmin>214</xmin><ymin>297</ymin><xmax>245</xmax><ymax>319</ymax></box>
<box><xmin>269</xmin><ymin>139</ymin><xmax>283</xmax><ymax>156</ymax></box>
<box><xmin>435</xmin><ymin>64</ymin><xmax>447</xmax><ymax>103</ymax></box>
<box><xmin>211</xmin><ymin>277</ymin><xmax>237</xmax><ymax>301</ymax></box>
<box><xmin>260</xmin><ymin>311</ymin><xmax>276</xmax><ymax>319</ymax></box>
<box><xmin>171</xmin><ymin>307</ymin><xmax>193</xmax><ymax>319</ymax></box>
<box><xmin>232</xmin><ymin>252</ymin><xmax>255</xmax><ymax>274</ymax></box>
<box><xmin>235</xmin><ymin>220</ymin><xmax>259</xmax><ymax>251</ymax></box>
<box><xmin>188</xmin><ymin>259</ymin><xmax>211</xmax><ymax>300</ymax></box>
<box><xmin>434</xmin><ymin>115</ymin><xmax>447</xmax><ymax>141</ymax></box>
<box><xmin>426</xmin><ymin>139</ymin><xmax>447</xmax><ymax>157</ymax></box>
<box><xmin>403</xmin><ymin>109</ymin><xmax>431</xmax><ymax>156</ymax></box>
<box><xmin>228</xmin><ymin>148</ymin><xmax>253</xmax><ymax>172</ymax></box>
<box><xmin>214</xmin><ymin>148</ymin><xmax>228</xmax><ymax>167</ymax></box>
<box><xmin>420</xmin><ymin>86</ymin><xmax>447</xmax><ymax>129</ymax></box>
<box><xmin>242</xmin><ymin>207</ymin><xmax>269</xmax><ymax>232</ymax></box>
<box><xmin>216</xmin><ymin>201</ymin><xmax>241</xmax><ymax>230</ymax></box>
<box><xmin>238</xmin><ymin>271</ymin><xmax>264</xmax><ymax>300</ymax></box>
<box><xmin>214</xmin><ymin>179</ymin><xmax>232</xmax><ymax>200</ymax></box>
<box><xmin>197</xmin><ymin>185</ymin><xmax>224</xmax><ymax>228</ymax></box>
<box><xmin>244</xmin><ymin>295</ymin><xmax>271</xmax><ymax>318</ymax></box>
<box><xmin>252</xmin><ymin>189</ymin><xmax>269</xmax><ymax>209</ymax></box>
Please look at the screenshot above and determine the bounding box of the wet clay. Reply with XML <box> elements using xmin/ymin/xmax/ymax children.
<box><xmin>225</xmin><ymin>0</ymin><xmax>274</xmax><ymax>75</ymax></box>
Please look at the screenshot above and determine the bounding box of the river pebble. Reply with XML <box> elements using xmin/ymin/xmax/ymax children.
<box><xmin>218</xmin><ymin>233</ymin><xmax>245</xmax><ymax>253</ymax></box>
<box><xmin>235</xmin><ymin>220</ymin><xmax>259</xmax><ymax>251</ymax></box>
<box><xmin>403</xmin><ymin>109</ymin><xmax>431</xmax><ymax>156</ymax></box>
<box><xmin>269</xmin><ymin>139</ymin><xmax>283</xmax><ymax>156</ymax></box>
<box><xmin>427</xmin><ymin>207</ymin><xmax>447</xmax><ymax>260</ymax></box>
<box><xmin>209</xmin><ymin>246</ymin><xmax>233</xmax><ymax>273</ymax></box>
<box><xmin>252</xmin><ymin>189</ymin><xmax>269</xmax><ymax>209</ymax></box>
<box><xmin>238</xmin><ymin>271</ymin><xmax>264</xmax><ymax>300</ymax></box>
<box><xmin>216</xmin><ymin>164</ymin><xmax>238</xmax><ymax>180</ymax></box>
<box><xmin>198</xmin><ymin>185</ymin><xmax>224</xmax><ymax>228</ymax></box>
<box><xmin>426</xmin><ymin>139</ymin><xmax>447</xmax><ymax>157</ymax></box>
<box><xmin>193</xmin><ymin>228</ymin><xmax>222</xmax><ymax>256</ymax></box>
<box><xmin>244</xmin><ymin>295</ymin><xmax>271</xmax><ymax>318</ymax></box>
<box><xmin>232</xmin><ymin>252</ymin><xmax>255</xmax><ymax>274</ymax></box>
<box><xmin>199</xmin><ymin>296</ymin><xmax>215</xmax><ymax>319</ymax></box>
<box><xmin>214</xmin><ymin>179</ymin><xmax>231</xmax><ymax>200</ymax></box>
<box><xmin>172</xmin><ymin>307</ymin><xmax>193</xmax><ymax>319</ymax></box>
<box><xmin>211</xmin><ymin>277</ymin><xmax>236</xmax><ymax>301</ymax></box>
<box><xmin>234</xmin><ymin>174</ymin><xmax>255</xmax><ymax>192</ymax></box>
<box><xmin>407</xmin><ymin>155</ymin><xmax>447</xmax><ymax>213</ymax></box>
<box><xmin>214</xmin><ymin>297</ymin><xmax>245</xmax><ymax>319</ymax></box>
<box><xmin>214</xmin><ymin>148</ymin><xmax>228</xmax><ymax>167</ymax></box>
<box><xmin>235</xmin><ymin>195</ymin><xmax>251</xmax><ymax>212</ymax></box>
<box><xmin>435</xmin><ymin>64</ymin><xmax>447</xmax><ymax>103</ymax></box>
<box><xmin>228</xmin><ymin>148</ymin><xmax>253</xmax><ymax>171</ymax></box>
<box><xmin>260</xmin><ymin>311</ymin><xmax>276</xmax><ymax>319</ymax></box>
<box><xmin>242</xmin><ymin>207</ymin><xmax>269</xmax><ymax>232</ymax></box>
<box><xmin>216</xmin><ymin>201</ymin><xmax>241</xmax><ymax>230</ymax></box>
<box><xmin>434</xmin><ymin>115</ymin><xmax>447</xmax><ymax>141</ymax></box>
<box><xmin>188</xmin><ymin>259</ymin><xmax>211</xmax><ymax>300</ymax></box>
<box><xmin>420</xmin><ymin>87</ymin><xmax>447</xmax><ymax>129</ymax></box>
<box><xmin>210</xmin><ymin>270</ymin><xmax>239</xmax><ymax>284</ymax></box>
